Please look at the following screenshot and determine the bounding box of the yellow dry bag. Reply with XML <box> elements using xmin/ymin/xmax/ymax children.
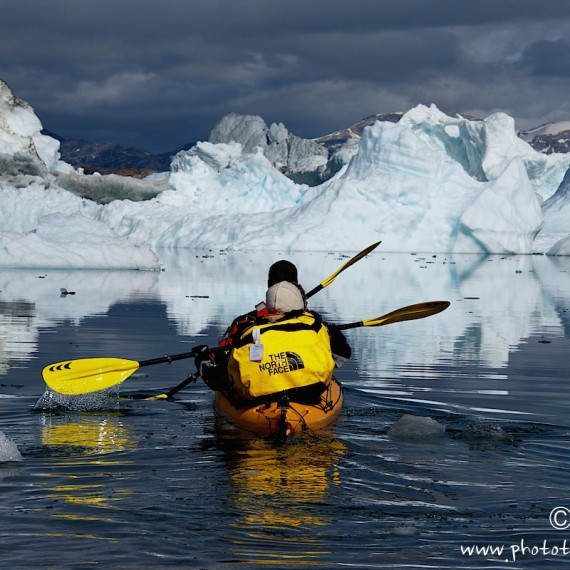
<box><xmin>228</xmin><ymin>311</ymin><xmax>335</xmax><ymax>400</ymax></box>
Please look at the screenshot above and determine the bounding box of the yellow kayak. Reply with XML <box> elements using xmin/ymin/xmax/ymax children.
<box><xmin>214</xmin><ymin>378</ymin><xmax>343</xmax><ymax>438</ymax></box>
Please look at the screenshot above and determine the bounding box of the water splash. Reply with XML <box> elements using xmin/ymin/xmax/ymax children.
<box><xmin>33</xmin><ymin>387</ymin><xmax>120</xmax><ymax>412</ymax></box>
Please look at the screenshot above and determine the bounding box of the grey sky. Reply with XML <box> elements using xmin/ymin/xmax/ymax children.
<box><xmin>1</xmin><ymin>0</ymin><xmax>569</xmax><ymax>153</ymax></box>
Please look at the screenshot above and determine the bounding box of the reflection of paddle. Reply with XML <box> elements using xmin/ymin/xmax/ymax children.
<box><xmin>42</xmin><ymin>301</ymin><xmax>450</xmax><ymax>397</ymax></box>
<box><xmin>305</xmin><ymin>240</ymin><xmax>381</xmax><ymax>298</ymax></box>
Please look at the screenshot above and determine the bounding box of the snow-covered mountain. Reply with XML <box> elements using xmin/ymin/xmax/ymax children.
<box><xmin>518</xmin><ymin>122</ymin><xmax>570</xmax><ymax>154</ymax></box>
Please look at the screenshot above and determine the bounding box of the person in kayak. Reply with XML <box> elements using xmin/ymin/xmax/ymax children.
<box><xmin>195</xmin><ymin>274</ymin><xmax>351</xmax><ymax>406</ymax></box>
<box><xmin>218</xmin><ymin>259</ymin><xmax>306</xmax><ymax>348</ymax></box>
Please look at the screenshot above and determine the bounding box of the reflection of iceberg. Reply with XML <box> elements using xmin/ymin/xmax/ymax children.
<box><xmin>311</xmin><ymin>252</ymin><xmax>566</xmax><ymax>374</ymax></box>
<box><xmin>1</xmin><ymin>299</ymin><xmax>37</xmax><ymax>373</ymax></box>
<box><xmin>533</xmin><ymin>255</ymin><xmax>570</xmax><ymax>336</ymax></box>
<box><xmin>2</xmin><ymin>251</ymin><xmax>570</xmax><ymax>386</ymax></box>
<box><xmin>156</xmin><ymin>249</ymin><xmax>269</xmax><ymax>337</ymax></box>
<box><xmin>0</xmin><ymin>269</ymin><xmax>159</xmax><ymax>365</ymax></box>
<box><xmin>0</xmin><ymin>269</ymin><xmax>159</xmax><ymax>325</ymax></box>
<box><xmin>450</xmin><ymin>255</ymin><xmax>562</xmax><ymax>368</ymax></box>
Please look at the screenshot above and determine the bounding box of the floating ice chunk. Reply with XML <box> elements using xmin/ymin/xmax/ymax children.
<box><xmin>0</xmin><ymin>431</ymin><xmax>23</xmax><ymax>462</ymax></box>
<box><xmin>388</xmin><ymin>414</ymin><xmax>445</xmax><ymax>440</ymax></box>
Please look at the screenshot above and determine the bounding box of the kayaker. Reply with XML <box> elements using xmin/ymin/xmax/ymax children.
<box><xmin>195</xmin><ymin>278</ymin><xmax>351</xmax><ymax>406</ymax></box>
<box><xmin>218</xmin><ymin>259</ymin><xmax>306</xmax><ymax>348</ymax></box>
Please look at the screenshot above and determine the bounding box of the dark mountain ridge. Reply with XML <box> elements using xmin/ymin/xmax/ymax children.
<box><xmin>43</xmin><ymin>130</ymin><xmax>194</xmax><ymax>176</ymax></box>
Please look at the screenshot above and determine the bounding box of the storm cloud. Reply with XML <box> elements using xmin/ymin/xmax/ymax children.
<box><xmin>1</xmin><ymin>0</ymin><xmax>569</xmax><ymax>152</ymax></box>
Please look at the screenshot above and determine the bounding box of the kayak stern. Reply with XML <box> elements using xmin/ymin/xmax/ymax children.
<box><xmin>214</xmin><ymin>378</ymin><xmax>343</xmax><ymax>438</ymax></box>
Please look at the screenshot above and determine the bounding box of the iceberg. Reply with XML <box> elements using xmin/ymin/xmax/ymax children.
<box><xmin>0</xmin><ymin>211</ymin><xmax>160</xmax><ymax>270</ymax></box>
<box><xmin>532</xmin><ymin>168</ymin><xmax>570</xmax><ymax>255</ymax></box>
<box><xmin>0</xmin><ymin>79</ymin><xmax>569</xmax><ymax>269</ymax></box>
<box><xmin>0</xmin><ymin>79</ymin><xmax>72</xmax><ymax>175</ymax></box>
<box><xmin>0</xmin><ymin>80</ymin><xmax>160</xmax><ymax>270</ymax></box>
<box><xmin>209</xmin><ymin>112</ymin><xmax>328</xmax><ymax>175</ymax></box>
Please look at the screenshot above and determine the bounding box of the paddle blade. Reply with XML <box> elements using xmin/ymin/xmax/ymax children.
<box><xmin>320</xmin><ymin>241</ymin><xmax>381</xmax><ymax>289</ymax></box>
<box><xmin>337</xmin><ymin>301</ymin><xmax>450</xmax><ymax>331</ymax></box>
<box><xmin>42</xmin><ymin>358</ymin><xmax>140</xmax><ymax>395</ymax></box>
<box><xmin>306</xmin><ymin>241</ymin><xmax>381</xmax><ymax>298</ymax></box>
<box><xmin>362</xmin><ymin>301</ymin><xmax>450</xmax><ymax>327</ymax></box>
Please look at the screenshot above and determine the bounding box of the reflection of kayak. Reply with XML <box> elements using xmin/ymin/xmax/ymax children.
<box><xmin>223</xmin><ymin>436</ymin><xmax>347</xmax><ymax>551</ymax></box>
<box><xmin>214</xmin><ymin>378</ymin><xmax>343</xmax><ymax>439</ymax></box>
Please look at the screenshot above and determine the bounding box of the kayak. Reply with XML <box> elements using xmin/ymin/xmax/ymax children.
<box><xmin>214</xmin><ymin>378</ymin><xmax>343</xmax><ymax>439</ymax></box>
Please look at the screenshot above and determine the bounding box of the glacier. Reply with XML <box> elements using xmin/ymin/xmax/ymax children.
<box><xmin>0</xmin><ymin>78</ymin><xmax>569</xmax><ymax>269</ymax></box>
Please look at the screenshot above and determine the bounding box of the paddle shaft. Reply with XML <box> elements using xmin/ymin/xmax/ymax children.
<box><xmin>138</xmin><ymin>344</ymin><xmax>228</xmax><ymax>367</ymax></box>
<box><xmin>164</xmin><ymin>372</ymin><xmax>200</xmax><ymax>398</ymax></box>
<box><xmin>139</xmin><ymin>351</ymin><xmax>198</xmax><ymax>367</ymax></box>
<box><xmin>139</xmin><ymin>372</ymin><xmax>201</xmax><ymax>400</ymax></box>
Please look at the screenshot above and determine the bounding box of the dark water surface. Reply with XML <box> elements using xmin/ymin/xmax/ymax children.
<box><xmin>1</xmin><ymin>251</ymin><xmax>569</xmax><ymax>568</ymax></box>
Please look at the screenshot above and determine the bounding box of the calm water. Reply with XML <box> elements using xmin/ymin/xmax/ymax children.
<box><xmin>1</xmin><ymin>251</ymin><xmax>570</xmax><ymax>568</ymax></box>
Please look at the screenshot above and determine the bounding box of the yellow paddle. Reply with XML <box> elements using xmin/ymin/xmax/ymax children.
<box><xmin>337</xmin><ymin>300</ymin><xmax>451</xmax><ymax>330</ymax></box>
<box><xmin>305</xmin><ymin>240</ymin><xmax>381</xmax><ymax>298</ymax></box>
<box><xmin>42</xmin><ymin>351</ymin><xmax>199</xmax><ymax>396</ymax></box>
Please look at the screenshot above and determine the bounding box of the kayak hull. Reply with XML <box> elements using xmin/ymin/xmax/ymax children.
<box><xmin>214</xmin><ymin>378</ymin><xmax>343</xmax><ymax>438</ymax></box>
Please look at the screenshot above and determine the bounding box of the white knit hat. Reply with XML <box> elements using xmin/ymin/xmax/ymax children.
<box><xmin>266</xmin><ymin>281</ymin><xmax>304</xmax><ymax>313</ymax></box>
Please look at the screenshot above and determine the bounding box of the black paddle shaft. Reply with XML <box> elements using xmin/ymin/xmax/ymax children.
<box><xmin>139</xmin><ymin>351</ymin><xmax>198</xmax><ymax>368</ymax></box>
<box><xmin>139</xmin><ymin>345</ymin><xmax>227</xmax><ymax>368</ymax></box>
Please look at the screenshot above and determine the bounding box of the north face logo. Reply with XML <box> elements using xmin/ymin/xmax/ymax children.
<box><xmin>259</xmin><ymin>351</ymin><xmax>305</xmax><ymax>376</ymax></box>
<box><xmin>285</xmin><ymin>352</ymin><xmax>304</xmax><ymax>370</ymax></box>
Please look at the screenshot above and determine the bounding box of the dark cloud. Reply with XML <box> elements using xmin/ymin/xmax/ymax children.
<box><xmin>518</xmin><ymin>39</ymin><xmax>570</xmax><ymax>77</ymax></box>
<box><xmin>1</xmin><ymin>0</ymin><xmax>569</xmax><ymax>152</ymax></box>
